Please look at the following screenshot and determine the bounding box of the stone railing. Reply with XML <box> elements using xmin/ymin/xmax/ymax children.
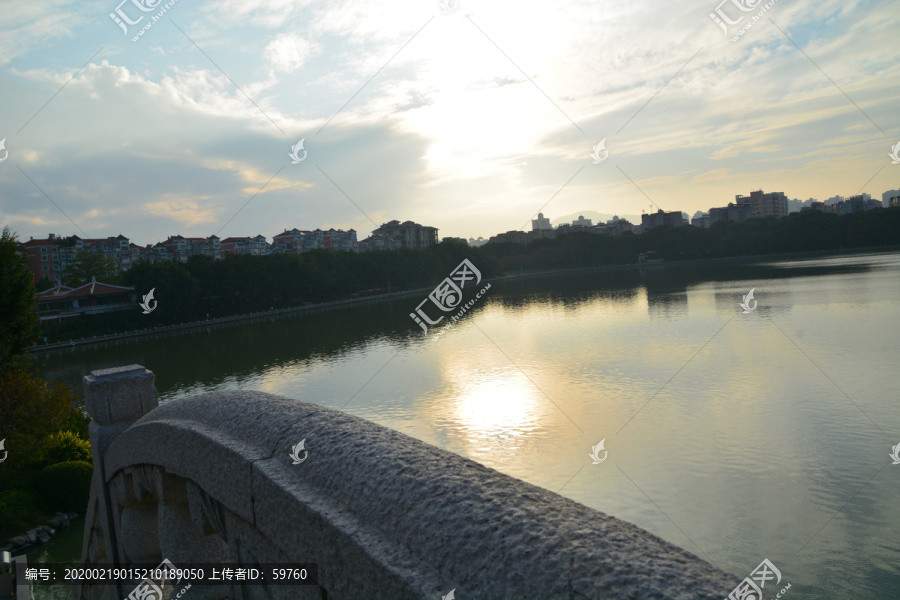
<box><xmin>77</xmin><ymin>365</ymin><xmax>738</xmax><ymax>600</ymax></box>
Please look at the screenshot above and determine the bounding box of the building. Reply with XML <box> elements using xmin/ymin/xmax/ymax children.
<box><xmin>532</xmin><ymin>212</ymin><xmax>552</xmax><ymax>232</ymax></box>
<box><xmin>323</xmin><ymin>228</ymin><xmax>357</xmax><ymax>251</ymax></box>
<box><xmin>882</xmin><ymin>189</ymin><xmax>899</xmax><ymax>206</ymax></box>
<box><xmin>703</xmin><ymin>190</ymin><xmax>788</xmax><ymax>227</ymax></box>
<box><xmin>800</xmin><ymin>201</ymin><xmax>827</xmax><ymax>213</ymax></box>
<box><xmin>19</xmin><ymin>234</ymin><xmax>67</xmax><ymax>285</ymax></box>
<box><xmin>708</xmin><ymin>202</ymin><xmax>753</xmax><ymax>226</ymax></box>
<box><xmin>592</xmin><ymin>216</ymin><xmax>634</xmax><ymax>236</ymax></box>
<box><xmin>607</xmin><ymin>216</ymin><xmax>634</xmax><ymax>235</ymax></box>
<box><xmin>641</xmin><ymin>209</ymin><xmax>688</xmax><ymax>231</ymax></box>
<box><xmin>488</xmin><ymin>230</ymin><xmax>531</xmax><ymax>244</ymax></box>
<box><xmin>468</xmin><ymin>237</ymin><xmax>488</xmax><ymax>247</ymax></box>
<box><xmin>691</xmin><ymin>213</ymin><xmax>710</xmax><ymax>228</ymax></box>
<box><xmin>370</xmin><ymin>220</ymin><xmax>438</xmax><ymax>249</ymax></box>
<box><xmin>442</xmin><ymin>237</ymin><xmax>469</xmax><ymax>245</ymax></box>
<box><xmin>68</xmin><ymin>235</ymin><xmax>133</xmax><ymax>272</ymax></box>
<box><xmin>18</xmin><ymin>233</ymin><xmax>161</xmax><ymax>286</ymax></box>
<box><xmin>737</xmin><ymin>190</ymin><xmax>788</xmax><ymax>219</ymax></box>
<box><xmin>220</xmin><ymin>235</ymin><xmax>269</xmax><ymax>256</ymax></box>
<box><xmin>35</xmin><ymin>278</ymin><xmax>136</xmax><ymax>322</ymax></box>
<box><xmin>358</xmin><ymin>233</ymin><xmax>397</xmax><ymax>251</ymax></box>
<box><xmin>889</xmin><ymin>195</ymin><xmax>900</xmax><ymax>208</ymax></box>
<box><xmin>272</xmin><ymin>228</ymin><xmax>305</xmax><ymax>253</ymax></box>
<box><xmin>155</xmin><ymin>235</ymin><xmax>222</xmax><ymax>262</ymax></box>
<box><xmin>572</xmin><ymin>215</ymin><xmax>592</xmax><ymax>227</ymax></box>
<box><xmin>273</xmin><ymin>228</ymin><xmax>357</xmax><ymax>253</ymax></box>
<box><xmin>803</xmin><ymin>195</ymin><xmax>882</xmax><ymax>215</ymax></box>
<box><xmin>840</xmin><ymin>195</ymin><xmax>881</xmax><ymax>214</ymax></box>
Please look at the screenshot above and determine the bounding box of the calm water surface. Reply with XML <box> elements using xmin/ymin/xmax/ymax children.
<box><xmin>37</xmin><ymin>252</ymin><xmax>900</xmax><ymax>599</ymax></box>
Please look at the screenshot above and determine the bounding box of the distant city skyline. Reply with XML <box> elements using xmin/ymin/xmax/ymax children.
<box><xmin>1</xmin><ymin>0</ymin><xmax>898</xmax><ymax>243</ymax></box>
<box><xmin>14</xmin><ymin>182</ymin><xmax>895</xmax><ymax>248</ymax></box>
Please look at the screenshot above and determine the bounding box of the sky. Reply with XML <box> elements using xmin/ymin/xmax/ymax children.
<box><xmin>0</xmin><ymin>0</ymin><xmax>898</xmax><ymax>246</ymax></box>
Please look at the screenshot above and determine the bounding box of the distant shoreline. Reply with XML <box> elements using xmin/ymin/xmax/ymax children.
<box><xmin>28</xmin><ymin>244</ymin><xmax>899</xmax><ymax>353</ymax></box>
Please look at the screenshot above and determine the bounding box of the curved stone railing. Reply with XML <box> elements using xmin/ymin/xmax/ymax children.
<box><xmin>77</xmin><ymin>365</ymin><xmax>738</xmax><ymax>600</ymax></box>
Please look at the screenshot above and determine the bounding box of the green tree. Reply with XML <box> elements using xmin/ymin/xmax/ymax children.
<box><xmin>34</xmin><ymin>276</ymin><xmax>55</xmax><ymax>292</ymax></box>
<box><xmin>0</xmin><ymin>369</ymin><xmax>80</xmax><ymax>460</ymax></box>
<box><xmin>0</xmin><ymin>227</ymin><xmax>39</xmax><ymax>370</ymax></box>
<box><xmin>61</xmin><ymin>249</ymin><xmax>119</xmax><ymax>287</ymax></box>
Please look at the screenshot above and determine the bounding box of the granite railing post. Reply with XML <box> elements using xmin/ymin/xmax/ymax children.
<box><xmin>79</xmin><ymin>365</ymin><xmax>158</xmax><ymax>600</ymax></box>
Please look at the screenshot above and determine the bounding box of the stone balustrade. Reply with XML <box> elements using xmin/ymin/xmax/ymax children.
<box><xmin>77</xmin><ymin>365</ymin><xmax>738</xmax><ymax>600</ymax></box>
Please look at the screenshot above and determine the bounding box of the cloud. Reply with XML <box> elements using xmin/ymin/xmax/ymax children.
<box><xmin>0</xmin><ymin>0</ymin><xmax>85</xmax><ymax>66</ymax></box>
<box><xmin>144</xmin><ymin>196</ymin><xmax>219</xmax><ymax>227</ymax></box>
<box><xmin>692</xmin><ymin>168</ymin><xmax>734</xmax><ymax>183</ymax></box>
<box><xmin>1</xmin><ymin>0</ymin><xmax>898</xmax><ymax>242</ymax></box>
<box><xmin>264</xmin><ymin>33</ymin><xmax>318</xmax><ymax>74</ymax></box>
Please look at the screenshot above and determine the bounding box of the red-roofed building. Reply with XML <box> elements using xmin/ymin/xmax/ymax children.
<box><xmin>323</xmin><ymin>228</ymin><xmax>357</xmax><ymax>251</ymax></box>
<box><xmin>19</xmin><ymin>234</ymin><xmax>67</xmax><ymax>285</ymax></box>
<box><xmin>19</xmin><ymin>233</ymin><xmax>140</xmax><ymax>286</ymax></box>
<box><xmin>35</xmin><ymin>277</ymin><xmax>136</xmax><ymax>321</ymax></box>
<box><xmin>358</xmin><ymin>233</ymin><xmax>397</xmax><ymax>251</ymax></box>
<box><xmin>155</xmin><ymin>235</ymin><xmax>222</xmax><ymax>262</ymax></box>
<box><xmin>370</xmin><ymin>220</ymin><xmax>438</xmax><ymax>249</ymax></box>
<box><xmin>272</xmin><ymin>227</ymin><xmax>358</xmax><ymax>253</ymax></box>
<box><xmin>220</xmin><ymin>235</ymin><xmax>268</xmax><ymax>256</ymax></box>
<box><xmin>271</xmin><ymin>229</ymin><xmax>305</xmax><ymax>253</ymax></box>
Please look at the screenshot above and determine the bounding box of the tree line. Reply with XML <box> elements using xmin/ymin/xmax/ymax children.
<box><xmin>40</xmin><ymin>241</ymin><xmax>503</xmax><ymax>341</ymax></box>
<box><xmin>34</xmin><ymin>207</ymin><xmax>900</xmax><ymax>342</ymax></box>
<box><xmin>479</xmin><ymin>207</ymin><xmax>900</xmax><ymax>270</ymax></box>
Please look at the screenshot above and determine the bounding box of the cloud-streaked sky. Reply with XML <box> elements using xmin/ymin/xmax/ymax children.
<box><xmin>1</xmin><ymin>0</ymin><xmax>898</xmax><ymax>245</ymax></box>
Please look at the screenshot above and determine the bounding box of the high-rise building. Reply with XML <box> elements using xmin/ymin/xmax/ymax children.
<box><xmin>531</xmin><ymin>212</ymin><xmax>552</xmax><ymax>231</ymax></box>
<box><xmin>737</xmin><ymin>190</ymin><xmax>788</xmax><ymax>219</ymax></box>
<box><xmin>641</xmin><ymin>209</ymin><xmax>687</xmax><ymax>230</ymax></box>
<box><xmin>709</xmin><ymin>202</ymin><xmax>752</xmax><ymax>226</ymax></box>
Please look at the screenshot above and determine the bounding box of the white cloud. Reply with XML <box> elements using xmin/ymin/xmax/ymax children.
<box><xmin>264</xmin><ymin>33</ymin><xmax>318</xmax><ymax>74</ymax></box>
<box><xmin>0</xmin><ymin>0</ymin><xmax>898</xmax><ymax>241</ymax></box>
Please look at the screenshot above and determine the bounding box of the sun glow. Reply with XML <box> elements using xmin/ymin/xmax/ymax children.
<box><xmin>452</xmin><ymin>371</ymin><xmax>542</xmax><ymax>436</ymax></box>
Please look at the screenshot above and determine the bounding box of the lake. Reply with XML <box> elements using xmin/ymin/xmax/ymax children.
<box><xmin>34</xmin><ymin>251</ymin><xmax>900</xmax><ymax>599</ymax></box>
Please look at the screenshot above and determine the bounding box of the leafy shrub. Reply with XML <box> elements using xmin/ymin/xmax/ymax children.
<box><xmin>42</xmin><ymin>430</ymin><xmax>92</xmax><ymax>466</ymax></box>
<box><xmin>0</xmin><ymin>368</ymin><xmax>80</xmax><ymax>448</ymax></box>
<box><xmin>35</xmin><ymin>460</ymin><xmax>94</xmax><ymax>512</ymax></box>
